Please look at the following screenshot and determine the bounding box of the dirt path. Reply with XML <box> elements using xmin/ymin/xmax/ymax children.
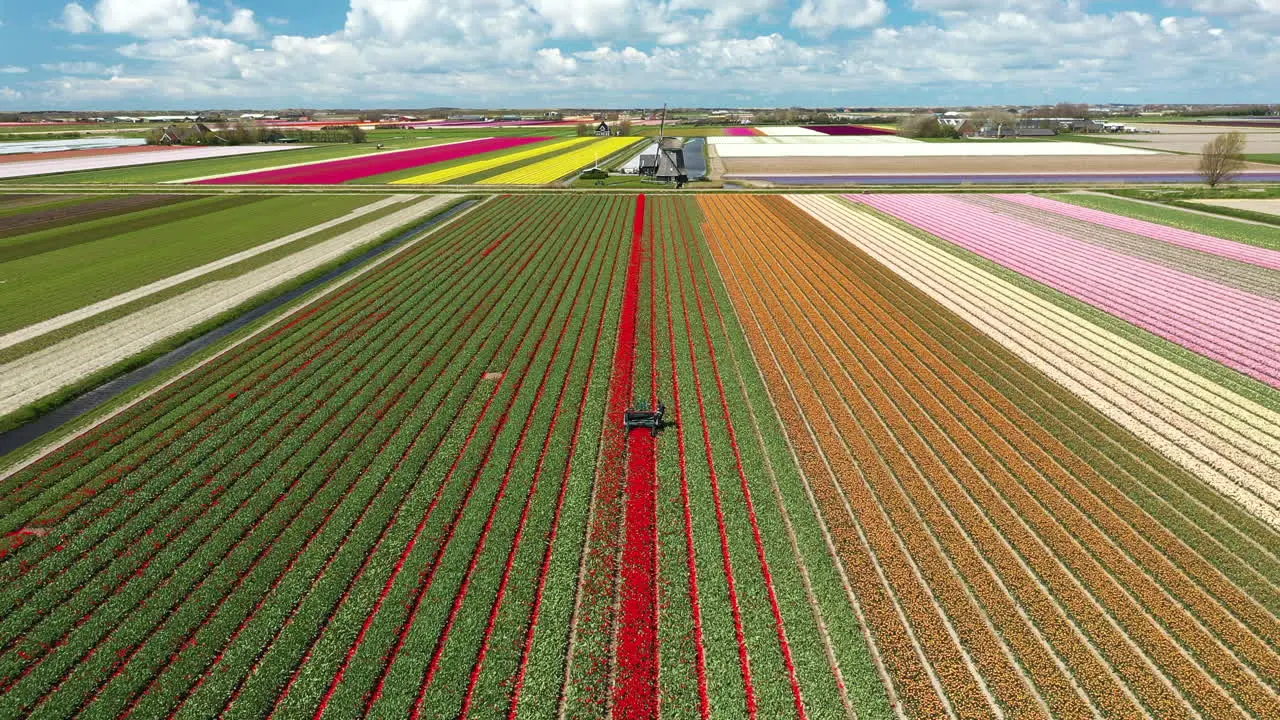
<box><xmin>0</xmin><ymin>195</ymin><xmax>415</xmax><ymax>352</ymax></box>
<box><xmin>0</xmin><ymin>195</ymin><xmax>458</xmax><ymax>418</ymax></box>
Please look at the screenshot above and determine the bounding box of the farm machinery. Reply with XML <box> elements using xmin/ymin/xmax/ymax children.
<box><xmin>624</xmin><ymin>401</ymin><xmax>669</xmax><ymax>437</ymax></box>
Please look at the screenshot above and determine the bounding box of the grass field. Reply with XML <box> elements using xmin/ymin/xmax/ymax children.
<box><xmin>2</xmin><ymin>191</ymin><xmax>1278</xmax><ymax>719</ymax></box>
<box><xmin>0</xmin><ymin>194</ymin><xmax>382</xmax><ymax>333</ymax></box>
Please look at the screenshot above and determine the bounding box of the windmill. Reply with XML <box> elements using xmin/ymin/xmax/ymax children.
<box><xmin>639</xmin><ymin>104</ymin><xmax>688</xmax><ymax>187</ymax></box>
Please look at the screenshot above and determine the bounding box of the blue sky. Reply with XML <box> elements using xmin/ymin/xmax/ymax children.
<box><xmin>0</xmin><ymin>0</ymin><xmax>1276</xmax><ymax>110</ymax></box>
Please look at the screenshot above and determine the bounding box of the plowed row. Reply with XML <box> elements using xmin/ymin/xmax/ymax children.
<box><xmin>703</xmin><ymin>194</ymin><xmax>1280</xmax><ymax>719</ymax></box>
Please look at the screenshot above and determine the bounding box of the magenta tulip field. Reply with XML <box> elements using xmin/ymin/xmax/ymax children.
<box><xmin>194</xmin><ymin>136</ymin><xmax>548</xmax><ymax>185</ymax></box>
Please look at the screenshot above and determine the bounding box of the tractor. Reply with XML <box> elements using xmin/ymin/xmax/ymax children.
<box><xmin>624</xmin><ymin>401</ymin><xmax>668</xmax><ymax>437</ymax></box>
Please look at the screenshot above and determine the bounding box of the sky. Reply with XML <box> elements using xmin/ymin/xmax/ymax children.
<box><xmin>0</xmin><ymin>0</ymin><xmax>1276</xmax><ymax>110</ymax></box>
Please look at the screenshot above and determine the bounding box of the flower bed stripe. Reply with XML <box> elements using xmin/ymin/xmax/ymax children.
<box><xmin>505</xmin><ymin>209</ymin><xmax>625</xmax><ymax>719</ymax></box>
<box><xmin>391</xmin><ymin>137</ymin><xmax>594</xmax><ymax>185</ymax></box>
<box><xmin>452</xmin><ymin>199</ymin><xmax>625</xmax><ymax>719</ymax></box>
<box><xmin>193</xmin><ymin>137</ymin><xmax>546</xmax><ymax>185</ymax></box>
<box><xmin>1000</xmin><ymin>194</ymin><xmax>1280</xmax><ymax>271</ymax></box>
<box><xmin>960</xmin><ymin>195</ymin><xmax>1280</xmax><ymax>302</ymax></box>
<box><xmin>656</xmin><ymin>203</ymin><xmax>712</xmax><ymax>718</ymax></box>
<box><xmin>802</xmin><ymin>125</ymin><xmax>897</xmax><ymax>136</ymax></box>
<box><xmin>290</xmin><ymin>203</ymin><xmax>592</xmax><ymax>720</ymax></box>
<box><xmin>673</xmin><ymin>201</ymin><xmax>807</xmax><ymax>718</ymax></box>
<box><xmin>0</xmin><ymin>194</ymin><xmax>545</xmax><ymax>712</ymax></box>
<box><xmin>612</xmin><ymin>195</ymin><xmax>661</xmax><ymax>720</ymax></box>
<box><xmin>851</xmin><ymin>194</ymin><xmax>1280</xmax><ymax>389</ymax></box>
<box><xmin>744</xmin><ymin>194</ymin><xmax>1280</xmax><ymax>718</ymax></box>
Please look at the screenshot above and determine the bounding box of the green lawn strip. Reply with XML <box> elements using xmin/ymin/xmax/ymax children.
<box><xmin>510</xmin><ymin>205</ymin><xmax>627</xmax><ymax>720</ymax></box>
<box><xmin>0</xmin><ymin>197</ymin><xmax>412</xmax><ymax>366</ymax></box>
<box><xmin>1053</xmin><ymin>193</ymin><xmax>1280</xmax><ymax>249</ymax></box>
<box><xmin>685</xmin><ymin>197</ymin><xmax>894</xmax><ymax>719</ymax></box>
<box><xmin>0</xmin><ymin>198</ymin><xmax>539</xmax><ymax>717</ymax></box>
<box><xmin>1163</xmin><ymin>201</ymin><xmax>1280</xmax><ymax>227</ymax></box>
<box><xmin>0</xmin><ymin>194</ymin><xmax>256</xmax><ymax>260</ymax></box>
<box><xmin>252</xmin><ymin>197</ymin><xmax>586</xmax><ymax>720</ymax></box>
<box><xmin>349</xmin><ymin>138</ymin><xmax>564</xmax><ymax>185</ymax></box>
<box><xmin>0</xmin><ymin>195</ymin><xmax>465</xmax><ymax>464</ymax></box>
<box><xmin>0</xmin><ymin>194</ymin><xmax>378</xmax><ymax>333</ymax></box>
<box><xmin>127</xmin><ymin>198</ymin><xmax>540</xmax><ymax>718</ymax></box>
<box><xmin>360</xmin><ymin>200</ymin><xmax>618</xmax><ymax>719</ymax></box>
<box><xmin>98</xmin><ymin>193</ymin><xmax>588</xmax><ymax>712</ymax></box>
<box><xmin>855</xmin><ymin>201</ymin><xmax>1280</xmax><ymax>417</ymax></box>
<box><xmin>439</xmin><ymin>199</ymin><xmax>626</xmax><ymax>719</ymax></box>
<box><xmin>1246</xmin><ymin>154</ymin><xmax>1280</xmax><ymax>165</ymax></box>
<box><xmin>651</xmin><ymin>200</ymin><xmax>703</xmax><ymax>720</ymax></box>
<box><xmin>1103</xmin><ymin>187</ymin><xmax>1280</xmax><ymax>202</ymax></box>
<box><xmin>849</xmin><ymin>201</ymin><xmax>1280</xmax><ymax>613</ymax></box>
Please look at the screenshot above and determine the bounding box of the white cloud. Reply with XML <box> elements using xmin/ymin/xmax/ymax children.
<box><xmin>58</xmin><ymin>3</ymin><xmax>96</xmax><ymax>33</ymax></box>
<box><xmin>528</xmin><ymin>0</ymin><xmax>634</xmax><ymax>36</ymax></box>
<box><xmin>534</xmin><ymin>47</ymin><xmax>578</xmax><ymax>74</ymax></box>
<box><xmin>214</xmin><ymin>8</ymin><xmax>261</xmax><ymax>38</ymax></box>
<box><xmin>14</xmin><ymin>0</ymin><xmax>1279</xmax><ymax>109</ymax></box>
<box><xmin>56</xmin><ymin>1</ymin><xmax>263</xmax><ymax>39</ymax></box>
<box><xmin>792</xmin><ymin>0</ymin><xmax>889</xmax><ymax>34</ymax></box>
<box><xmin>0</xmin><ymin>66</ymin><xmax>28</xmax><ymax>74</ymax></box>
<box><xmin>40</xmin><ymin>61</ymin><xmax>124</xmax><ymax>74</ymax></box>
<box><xmin>1169</xmin><ymin>0</ymin><xmax>1279</xmax><ymax>13</ymax></box>
<box><xmin>0</xmin><ymin>87</ymin><xmax>22</xmax><ymax>101</ymax></box>
<box><xmin>94</xmin><ymin>0</ymin><xmax>200</xmax><ymax>37</ymax></box>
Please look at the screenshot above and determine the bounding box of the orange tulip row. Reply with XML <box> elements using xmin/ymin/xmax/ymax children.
<box><xmin>768</xmin><ymin>199</ymin><xmax>1275</xmax><ymax>719</ymax></box>
<box><xmin>785</xmin><ymin>198</ymin><xmax>1280</xmax><ymax>715</ymax></box>
<box><xmin>704</xmin><ymin>196</ymin><xmax>998</xmax><ymax>719</ymax></box>
<box><xmin>701</xmin><ymin>194</ymin><xmax>1280</xmax><ymax>720</ymax></box>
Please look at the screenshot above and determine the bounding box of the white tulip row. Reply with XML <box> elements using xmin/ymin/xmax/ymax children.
<box><xmin>790</xmin><ymin>194</ymin><xmax>1280</xmax><ymax>530</ymax></box>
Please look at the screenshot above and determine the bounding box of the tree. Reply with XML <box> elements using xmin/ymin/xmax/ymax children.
<box><xmin>349</xmin><ymin>125</ymin><xmax>367</xmax><ymax>143</ymax></box>
<box><xmin>898</xmin><ymin>114</ymin><xmax>960</xmax><ymax>139</ymax></box>
<box><xmin>1197</xmin><ymin>131</ymin><xmax>1247</xmax><ymax>187</ymax></box>
<box><xmin>576</xmin><ymin>122</ymin><xmax>590</xmax><ymax>136</ymax></box>
<box><xmin>618</xmin><ymin>119</ymin><xmax>633</xmax><ymax>136</ymax></box>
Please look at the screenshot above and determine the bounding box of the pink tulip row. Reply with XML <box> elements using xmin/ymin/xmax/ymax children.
<box><xmin>997</xmin><ymin>194</ymin><xmax>1280</xmax><ymax>272</ymax></box>
<box><xmin>195</xmin><ymin>136</ymin><xmax>547</xmax><ymax>185</ymax></box>
<box><xmin>851</xmin><ymin>194</ymin><xmax>1280</xmax><ymax>388</ymax></box>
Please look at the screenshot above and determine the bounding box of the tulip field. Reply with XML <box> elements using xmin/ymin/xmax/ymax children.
<box><xmin>192</xmin><ymin>137</ymin><xmax>548</xmax><ymax>185</ymax></box>
<box><xmin>2</xmin><ymin>190</ymin><xmax>1279</xmax><ymax>719</ymax></box>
